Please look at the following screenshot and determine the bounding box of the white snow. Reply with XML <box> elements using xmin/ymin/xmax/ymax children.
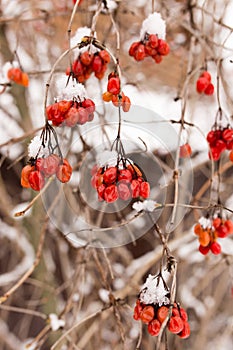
<box><xmin>70</xmin><ymin>27</ymin><xmax>98</xmax><ymax>54</ymax></box>
<box><xmin>140</xmin><ymin>12</ymin><xmax>166</xmax><ymax>40</ymax></box>
<box><xmin>132</xmin><ymin>200</ymin><xmax>158</xmax><ymax>212</ymax></box>
<box><xmin>198</xmin><ymin>216</ymin><xmax>212</xmax><ymax>229</ymax></box>
<box><xmin>55</xmin><ymin>76</ymin><xmax>87</xmax><ymax>102</ymax></box>
<box><xmin>49</xmin><ymin>313</ymin><xmax>65</xmax><ymax>331</ymax></box>
<box><xmin>96</xmin><ymin>150</ymin><xmax>118</xmax><ymax>167</ymax></box>
<box><xmin>139</xmin><ymin>274</ymin><xmax>170</xmax><ymax>306</ymax></box>
<box><xmin>28</xmin><ymin>135</ymin><xmax>49</xmax><ymax>158</ymax></box>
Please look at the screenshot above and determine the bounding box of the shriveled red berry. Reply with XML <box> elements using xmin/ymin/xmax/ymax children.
<box><xmin>99</xmin><ymin>49</ymin><xmax>111</xmax><ymax>64</ymax></box>
<box><xmin>103</xmin><ymin>167</ymin><xmax>117</xmax><ymax>185</ymax></box>
<box><xmin>28</xmin><ymin>170</ymin><xmax>45</xmax><ymax>191</ymax></box>
<box><xmin>65</xmin><ymin>106</ymin><xmax>80</xmax><ymax>127</ymax></box>
<box><xmin>178</xmin><ymin>321</ymin><xmax>190</xmax><ymax>339</ymax></box>
<box><xmin>210</xmin><ymin>241</ymin><xmax>221</xmax><ymax>255</ymax></box>
<box><xmin>168</xmin><ymin>316</ymin><xmax>184</xmax><ymax>334</ymax></box>
<box><xmin>107</xmin><ymin>76</ymin><xmax>120</xmax><ymax>95</ymax></box>
<box><xmin>92</xmin><ymin>55</ymin><xmax>103</xmax><ymax>73</ymax></box>
<box><xmin>82</xmin><ymin>98</ymin><xmax>95</xmax><ymax>114</ymax></box>
<box><xmin>148</xmin><ymin>319</ymin><xmax>161</xmax><ymax>336</ymax></box>
<box><xmin>179</xmin><ymin>307</ymin><xmax>188</xmax><ymax>322</ymax></box>
<box><xmin>230</xmin><ymin>150</ymin><xmax>233</xmax><ymax>162</ymax></box>
<box><xmin>57</xmin><ymin>100</ymin><xmax>72</xmax><ymax>113</ymax></box>
<box><xmin>77</xmin><ymin>107</ymin><xmax>88</xmax><ymax>125</ymax></box>
<box><xmin>129</xmin><ymin>42</ymin><xmax>140</xmax><ymax>57</ymax></box>
<box><xmin>149</xmin><ymin>34</ymin><xmax>158</xmax><ymax>48</ymax></box>
<box><xmin>56</xmin><ymin>159</ymin><xmax>72</xmax><ymax>183</ymax></box>
<box><xmin>179</xmin><ymin>143</ymin><xmax>192</xmax><ymax>158</ymax></box>
<box><xmin>153</xmin><ymin>54</ymin><xmax>163</xmax><ymax>63</ymax></box>
<box><xmin>80</xmin><ymin>51</ymin><xmax>94</xmax><ymax>66</ymax></box>
<box><xmin>97</xmin><ymin>184</ymin><xmax>106</xmax><ymax>201</ymax></box>
<box><xmin>131</xmin><ymin>179</ymin><xmax>140</xmax><ymax>198</ymax></box>
<box><xmin>35</xmin><ymin>158</ymin><xmax>45</xmax><ymax>173</ymax></box>
<box><xmin>133</xmin><ymin>300</ymin><xmax>143</xmax><ymax>321</ymax></box>
<box><xmin>139</xmin><ymin>181</ymin><xmax>150</xmax><ymax>198</ymax></box>
<box><xmin>140</xmin><ymin>306</ymin><xmax>155</xmax><ymax>324</ymax></box>
<box><xmin>122</xmin><ymin>95</ymin><xmax>131</xmax><ymax>112</ymax></box>
<box><xmin>102</xmin><ymin>91</ymin><xmax>113</xmax><ymax>102</ymax></box>
<box><xmin>104</xmin><ymin>184</ymin><xmax>118</xmax><ymax>203</ymax></box>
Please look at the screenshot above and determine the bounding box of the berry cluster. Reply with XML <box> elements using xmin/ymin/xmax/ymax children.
<box><xmin>66</xmin><ymin>49</ymin><xmax>110</xmax><ymax>83</ymax></box>
<box><xmin>194</xmin><ymin>217</ymin><xmax>233</xmax><ymax>255</ymax></box>
<box><xmin>7</xmin><ymin>67</ymin><xmax>29</xmax><ymax>87</ymax></box>
<box><xmin>46</xmin><ymin>98</ymin><xmax>95</xmax><ymax>127</ymax></box>
<box><xmin>196</xmin><ymin>71</ymin><xmax>214</xmax><ymax>95</ymax></box>
<box><xmin>133</xmin><ymin>300</ymin><xmax>190</xmax><ymax>339</ymax></box>
<box><xmin>102</xmin><ymin>72</ymin><xmax>131</xmax><ymax>112</ymax></box>
<box><xmin>91</xmin><ymin>162</ymin><xmax>150</xmax><ymax>203</ymax></box>
<box><xmin>21</xmin><ymin>155</ymin><xmax>72</xmax><ymax>191</ymax></box>
<box><xmin>206</xmin><ymin>126</ymin><xmax>233</xmax><ymax>161</ymax></box>
<box><xmin>129</xmin><ymin>34</ymin><xmax>170</xmax><ymax>64</ymax></box>
<box><xmin>179</xmin><ymin>143</ymin><xmax>192</xmax><ymax>158</ymax></box>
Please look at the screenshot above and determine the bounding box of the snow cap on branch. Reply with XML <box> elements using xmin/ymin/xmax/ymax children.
<box><xmin>96</xmin><ymin>150</ymin><xmax>134</xmax><ymax>169</ymax></box>
<box><xmin>140</xmin><ymin>12</ymin><xmax>166</xmax><ymax>40</ymax></box>
<box><xmin>139</xmin><ymin>274</ymin><xmax>170</xmax><ymax>306</ymax></box>
<box><xmin>55</xmin><ymin>76</ymin><xmax>87</xmax><ymax>102</ymax></box>
<box><xmin>49</xmin><ymin>313</ymin><xmax>65</xmax><ymax>331</ymax></box>
<box><xmin>132</xmin><ymin>200</ymin><xmax>158</xmax><ymax>212</ymax></box>
<box><xmin>28</xmin><ymin>136</ymin><xmax>49</xmax><ymax>158</ymax></box>
<box><xmin>70</xmin><ymin>26</ymin><xmax>98</xmax><ymax>54</ymax></box>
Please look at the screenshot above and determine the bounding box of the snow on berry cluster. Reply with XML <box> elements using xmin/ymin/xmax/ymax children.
<box><xmin>207</xmin><ymin>126</ymin><xmax>233</xmax><ymax>161</ymax></box>
<box><xmin>102</xmin><ymin>72</ymin><xmax>131</xmax><ymax>112</ymax></box>
<box><xmin>196</xmin><ymin>71</ymin><xmax>214</xmax><ymax>95</ymax></box>
<box><xmin>133</xmin><ymin>275</ymin><xmax>190</xmax><ymax>339</ymax></box>
<box><xmin>91</xmin><ymin>158</ymin><xmax>150</xmax><ymax>203</ymax></box>
<box><xmin>21</xmin><ymin>154</ymin><xmax>72</xmax><ymax>191</ymax></box>
<box><xmin>129</xmin><ymin>12</ymin><xmax>169</xmax><ymax>63</ymax></box>
<box><xmin>194</xmin><ymin>216</ymin><xmax>233</xmax><ymax>255</ymax></box>
<box><xmin>46</xmin><ymin>80</ymin><xmax>95</xmax><ymax>127</ymax></box>
<box><xmin>3</xmin><ymin>61</ymin><xmax>29</xmax><ymax>87</ymax></box>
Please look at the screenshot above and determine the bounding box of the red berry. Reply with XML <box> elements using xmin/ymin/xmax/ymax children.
<box><xmin>204</xmin><ymin>83</ymin><xmax>214</xmax><ymax>95</ymax></box>
<box><xmin>43</xmin><ymin>154</ymin><xmax>60</xmax><ymax>177</ymax></box>
<box><xmin>99</xmin><ymin>49</ymin><xmax>111</xmax><ymax>64</ymax></box>
<box><xmin>56</xmin><ymin>159</ymin><xmax>72</xmax><ymax>183</ymax></box>
<box><xmin>80</xmin><ymin>51</ymin><xmax>94</xmax><ymax>66</ymax></box>
<box><xmin>178</xmin><ymin>321</ymin><xmax>190</xmax><ymax>339</ymax></box>
<box><xmin>35</xmin><ymin>158</ymin><xmax>45</xmax><ymax>173</ymax></box>
<box><xmin>122</xmin><ymin>95</ymin><xmax>131</xmax><ymax>112</ymax></box>
<box><xmin>77</xmin><ymin>107</ymin><xmax>88</xmax><ymax>125</ymax></box>
<box><xmin>139</xmin><ymin>181</ymin><xmax>150</xmax><ymax>198</ymax></box>
<box><xmin>92</xmin><ymin>55</ymin><xmax>103</xmax><ymax>73</ymax></box>
<box><xmin>196</xmin><ymin>77</ymin><xmax>209</xmax><ymax>93</ymax></box>
<box><xmin>129</xmin><ymin>42</ymin><xmax>140</xmax><ymax>57</ymax></box>
<box><xmin>222</xmin><ymin>128</ymin><xmax>233</xmax><ymax>142</ymax></box>
<box><xmin>103</xmin><ymin>167</ymin><xmax>117</xmax><ymax>185</ymax></box>
<box><xmin>216</xmin><ymin>139</ymin><xmax>226</xmax><ymax>153</ymax></box>
<box><xmin>117</xmin><ymin>182</ymin><xmax>131</xmax><ymax>201</ymax></box>
<box><xmin>199</xmin><ymin>244</ymin><xmax>210</xmax><ymax>255</ymax></box>
<box><xmin>200</xmin><ymin>71</ymin><xmax>211</xmax><ymax>82</ymax></box>
<box><xmin>107</xmin><ymin>76</ymin><xmax>120</xmax><ymax>95</ymax></box>
<box><xmin>117</xmin><ymin>169</ymin><xmax>132</xmax><ymax>183</ymax></box>
<box><xmin>230</xmin><ymin>150</ymin><xmax>233</xmax><ymax>162</ymax></box>
<box><xmin>207</xmin><ymin>130</ymin><xmax>217</xmax><ymax>144</ymax></box>
<box><xmin>210</xmin><ymin>241</ymin><xmax>221</xmax><ymax>255</ymax></box>
<box><xmin>72</xmin><ymin>59</ymin><xmax>84</xmax><ymax>76</ymax></box>
<box><xmin>157</xmin><ymin>306</ymin><xmax>169</xmax><ymax>323</ymax></box>
<box><xmin>134</xmin><ymin>44</ymin><xmax>146</xmax><ymax>61</ymax></box>
<box><xmin>140</xmin><ymin>305</ymin><xmax>155</xmax><ymax>324</ymax></box>
<box><xmin>28</xmin><ymin>170</ymin><xmax>45</xmax><ymax>191</ymax></box>
<box><xmin>152</xmin><ymin>54</ymin><xmax>163</xmax><ymax>63</ymax></box>
<box><xmin>149</xmin><ymin>34</ymin><xmax>158</xmax><ymax>48</ymax></box>
<box><xmin>133</xmin><ymin>300</ymin><xmax>143</xmax><ymax>321</ymax></box>
<box><xmin>21</xmin><ymin>164</ymin><xmax>35</xmax><ymax>188</ymax></box>
<box><xmin>157</xmin><ymin>39</ymin><xmax>170</xmax><ymax>56</ymax></box>
<box><xmin>97</xmin><ymin>184</ymin><xmax>106</xmax><ymax>201</ymax></box>
<box><xmin>209</xmin><ymin>147</ymin><xmax>221</xmax><ymax>161</ymax></box>
<box><xmin>82</xmin><ymin>98</ymin><xmax>95</xmax><ymax>114</ymax></box>
<box><xmin>225</xmin><ymin>220</ymin><xmax>233</xmax><ymax>234</ymax></box>
<box><xmin>168</xmin><ymin>316</ymin><xmax>184</xmax><ymax>334</ymax></box>
<box><xmin>179</xmin><ymin>143</ymin><xmax>192</xmax><ymax>158</ymax></box>
<box><xmin>213</xmin><ymin>217</ymin><xmax>221</xmax><ymax>229</ymax></box>
<box><xmin>57</xmin><ymin>100</ymin><xmax>72</xmax><ymax>114</ymax></box>
<box><xmin>148</xmin><ymin>319</ymin><xmax>161</xmax><ymax>336</ymax></box>
<box><xmin>104</xmin><ymin>184</ymin><xmax>118</xmax><ymax>203</ymax></box>
<box><xmin>216</xmin><ymin>224</ymin><xmax>228</xmax><ymax>238</ymax></box>
<box><xmin>131</xmin><ymin>179</ymin><xmax>141</xmax><ymax>198</ymax></box>
<box><xmin>65</xmin><ymin>106</ymin><xmax>80</xmax><ymax>127</ymax></box>
<box><xmin>179</xmin><ymin>307</ymin><xmax>188</xmax><ymax>322</ymax></box>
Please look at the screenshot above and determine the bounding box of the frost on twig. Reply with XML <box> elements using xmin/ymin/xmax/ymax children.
<box><xmin>49</xmin><ymin>313</ymin><xmax>65</xmax><ymax>331</ymax></box>
<box><xmin>139</xmin><ymin>274</ymin><xmax>170</xmax><ymax>306</ymax></box>
<box><xmin>132</xmin><ymin>200</ymin><xmax>159</xmax><ymax>212</ymax></box>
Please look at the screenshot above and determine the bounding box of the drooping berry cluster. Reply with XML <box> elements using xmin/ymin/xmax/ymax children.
<box><xmin>21</xmin><ymin>155</ymin><xmax>72</xmax><ymax>191</ymax></box>
<box><xmin>91</xmin><ymin>162</ymin><xmax>150</xmax><ymax>203</ymax></box>
<box><xmin>196</xmin><ymin>71</ymin><xmax>214</xmax><ymax>95</ymax></box>
<box><xmin>66</xmin><ymin>49</ymin><xmax>110</xmax><ymax>83</ymax></box>
<box><xmin>129</xmin><ymin>35</ymin><xmax>169</xmax><ymax>64</ymax></box>
<box><xmin>194</xmin><ymin>216</ymin><xmax>233</xmax><ymax>255</ymax></box>
<box><xmin>7</xmin><ymin>66</ymin><xmax>29</xmax><ymax>87</ymax></box>
<box><xmin>133</xmin><ymin>300</ymin><xmax>190</xmax><ymax>339</ymax></box>
<box><xmin>179</xmin><ymin>143</ymin><xmax>192</xmax><ymax>158</ymax></box>
<box><xmin>46</xmin><ymin>98</ymin><xmax>95</xmax><ymax>127</ymax></box>
<box><xmin>102</xmin><ymin>72</ymin><xmax>131</xmax><ymax>112</ymax></box>
<box><xmin>207</xmin><ymin>126</ymin><xmax>233</xmax><ymax>161</ymax></box>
